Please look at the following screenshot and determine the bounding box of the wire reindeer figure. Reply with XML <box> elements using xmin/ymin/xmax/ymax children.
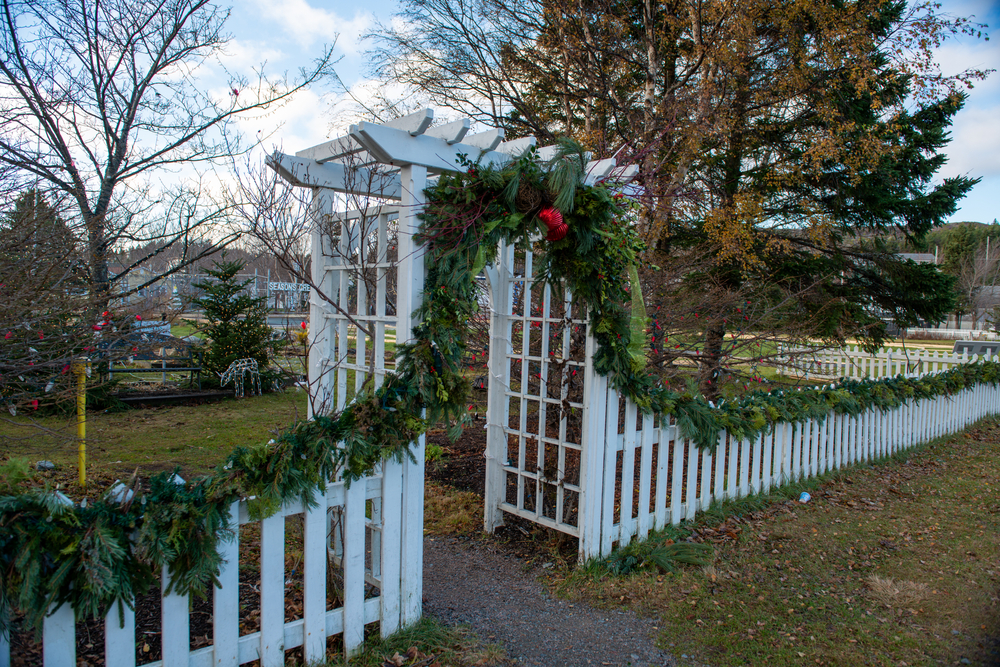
<box><xmin>219</xmin><ymin>358</ymin><xmax>262</xmax><ymax>398</ymax></box>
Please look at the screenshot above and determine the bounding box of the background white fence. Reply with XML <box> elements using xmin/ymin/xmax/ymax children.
<box><xmin>905</xmin><ymin>327</ymin><xmax>1000</xmax><ymax>341</ymax></box>
<box><xmin>776</xmin><ymin>344</ymin><xmax>993</xmax><ymax>379</ymax></box>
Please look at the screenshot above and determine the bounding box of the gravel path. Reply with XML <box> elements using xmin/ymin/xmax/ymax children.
<box><xmin>423</xmin><ymin>536</ymin><xmax>675</xmax><ymax>667</ymax></box>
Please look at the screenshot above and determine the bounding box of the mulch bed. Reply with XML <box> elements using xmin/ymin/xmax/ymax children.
<box><xmin>426</xmin><ymin>415</ymin><xmax>488</xmax><ymax>495</ymax></box>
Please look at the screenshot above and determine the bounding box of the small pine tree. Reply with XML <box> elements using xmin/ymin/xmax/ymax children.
<box><xmin>191</xmin><ymin>259</ymin><xmax>277</xmax><ymax>381</ymax></box>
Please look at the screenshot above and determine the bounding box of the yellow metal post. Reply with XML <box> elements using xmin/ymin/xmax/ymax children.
<box><xmin>74</xmin><ymin>359</ymin><xmax>87</xmax><ymax>487</ymax></box>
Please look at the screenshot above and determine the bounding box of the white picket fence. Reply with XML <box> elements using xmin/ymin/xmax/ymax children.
<box><xmin>481</xmin><ymin>245</ymin><xmax>1000</xmax><ymax>559</ymax></box>
<box><xmin>579</xmin><ymin>378</ymin><xmax>998</xmax><ymax>559</ymax></box>
<box><xmin>905</xmin><ymin>327</ymin><xmax>1000</xmax><ymax>341</ymax></box>
<box><xmin>776</xmin><ymin>344</ymin><xmax>990</xmax><ymax>379</ymax></box>
<box><xmin>0</xmin><ymin>468</ymin><xmax>421</xmax><ymax>667</ymax></box>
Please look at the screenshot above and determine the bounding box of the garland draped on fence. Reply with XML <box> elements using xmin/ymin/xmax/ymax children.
<box><xmin>4</xmin><ymin>139</ymin><xmax>1000</xmax><ymax>633</ymax></box>
<box><xmin>4</xmin><ymin>362</ymin><xmax>999</xmax><ymax>632</ymax></box>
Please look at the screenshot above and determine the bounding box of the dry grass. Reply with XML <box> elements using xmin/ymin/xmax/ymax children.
<box><xmin>424</xmin><ymin>482</ymin><xmax>485</xmax><ymax>535</ymax></box>
<box><xmin>323</xmin><ymin>617</ymin><xmax>508</xmax><ymax>667</ymax></box>
<box><xmin>866</xmin><ymin>575</ymin><xmax>931</xmax><ymax>609</ymax></box>
<box><xmin>556</xmin><ymin>418</ymin><xmax>1000</xmax><ymax>666</ymax></box>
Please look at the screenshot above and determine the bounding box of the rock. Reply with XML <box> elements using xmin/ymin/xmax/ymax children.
<box><xmin>36</xmin><ymin>460</ymin><xmax>55</xmax><ymax>471</ymax></box>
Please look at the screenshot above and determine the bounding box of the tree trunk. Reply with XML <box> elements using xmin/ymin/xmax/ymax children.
<box><xmin>85</xmin><ymin>212</ymin><xmax>110</xmax><ymax>313</ymax></box>
<box><xmin>701</xmin><ymin>321</ymin><xmax>725</xmax><ymax>399</ymax></box>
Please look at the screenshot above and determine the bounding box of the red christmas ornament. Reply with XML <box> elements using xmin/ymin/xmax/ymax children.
<box><xmin>102</xmin><ymin>311</ymin><xmax>110</xmax><ymax>318</ymax></box>
<box><xmin>539</xmin><ymin>207</ymin><xmax>567</xmax><ymax>241</ymax></box>
<box><xmin>300</xmin><ymin>321</ymin><xmax>307</xmax><ymax>330</ymax></box>
<box><xmin>3</xmin><ymin>331</ymin><xmax>11</xmax><ymax>340</ymax></box>
<box><xmin>92</xmin><ymin>324</ymin><xmax>102</xmax><ymax>331</ymax></box>
<box><xmin>135</xmin><ymin>314</ymin><xmax>142</xmax><ymax>321</ymax></box>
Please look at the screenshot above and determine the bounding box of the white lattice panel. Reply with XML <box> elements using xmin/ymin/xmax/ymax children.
<box><xmin>485</xmin><ymin>243</ymin><xmax>590</xmax><ymax>537</ymax></box>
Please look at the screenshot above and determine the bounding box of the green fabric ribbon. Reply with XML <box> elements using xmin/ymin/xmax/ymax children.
<box><xmin>628</xmin><ymin>263</ymin><xmax>648</xmax><ymax>370</ymax></box>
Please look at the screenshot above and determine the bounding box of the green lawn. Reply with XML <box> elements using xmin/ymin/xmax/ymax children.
<box><xmin>170</xmin><ymin>322</ymin><xmax>204</xmax><ymax>338</ymax></box>
<box><xmin>0</xmin><ymin>390</ymin><xmax>309</xmax><ymax>480</ymax></box>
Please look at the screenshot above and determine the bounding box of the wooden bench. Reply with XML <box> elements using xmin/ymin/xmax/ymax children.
<box><xmin>108</xmin><ymin>343</ymin><xmax>203</xmax><ymax>388</ymax></box>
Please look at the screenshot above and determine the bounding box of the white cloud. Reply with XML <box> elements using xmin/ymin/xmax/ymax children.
<box><xmin>247</xmin><ymin>0</ymin><xmax>373</xmax><ymax>56</ymax></box>
<box><xmin>216</xmin><ymin>40</ymin><xmax>287</xmax><ymax>78</ymax></box>
<box><xmin>227</xmin><ymin>87</ymin><xmax>333</xmax><ymax>155</ymax></box>
<box><xmin>941</xmin><ymin>104</ymin><xmax>1000</xmax><ymax>179</ymax></box>
<box><xmin>934</xmin><ymin>39</ymin><xmax>1000</xmax><ymax>98</ymax></box>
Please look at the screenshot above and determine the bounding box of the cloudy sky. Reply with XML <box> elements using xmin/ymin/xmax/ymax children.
<box><xmin>222</xmin><ymin>0</ymin><xmax>999</xmax><ymax>224</ymax></box>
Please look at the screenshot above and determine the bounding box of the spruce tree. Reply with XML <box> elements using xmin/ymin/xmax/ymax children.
<box><xmin>191</xmin><ymin>259</ymin><xmax>276</xmax><ymax>381</ymax></box>
<box><xmin>672</xmin><ymin>0</ymin><xmax>976</xmax><ymax>394</ymax></box>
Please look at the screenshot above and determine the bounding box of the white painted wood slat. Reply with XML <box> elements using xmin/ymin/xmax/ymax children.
<box><xmin>43</xmin><ymin>603</ymin><xmax>74</xmax><ymax>667</ymax></box>
<box><xmin>302</xmin><ymin>492</ymin><xmax>328</xmax><ymax>663</ymax></box>
<box><xmin>380</xmin><ymin>457</ymin><xmax>404</xmax><ymax>638</ymax></box>
<box><xmin>213</xmin><ymin>502</ymin><xmax>240</xmax><ymax>667</ymax></box>
<box><xmin>0</xmin><ymin>620</ymin><xmax>9</xmax><ymax>667</ymax></box>
<box><xmin>343</xmin><ymin>481</ymin><xmax>367</xmax><ymax>656</ymax></box>
<box><xmin>637</xmin><ymin>414</ymin><xmax>655</xmax><ymax>539</ymax></box>
<box><xmin>104</xmin><ymin>600</ymin><xmax>135</xmax><ymax>667</ymax></box>
<box><xmin>161</xmin><ymin>565</ymin><xmax>190</xmax><ymax>667</ymax></box>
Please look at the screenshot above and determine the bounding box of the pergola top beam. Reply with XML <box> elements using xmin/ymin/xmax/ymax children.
<box><xmin>295</xmin><ymin>135</ymin><xmax>360</xmax><ymax>163</ymax></box>
<box><xmin>349</xmin><ymin>121</ymin><xmax>532</xmax><ymax>174</ymax></box>
<box><xmin>462</xmin><ymin>128</ymin><xmax>504</xmax><ymax>151</ymax></box>
<box><xmin>269</xmin><ymin>153</ymin><xmax>403</xmax><ymax>199</ymax></box>
<box><xmin>276</xmin><ymin>109</ymin><xmax>636</xmax><ymax>197</ymax></box>
<box><xmin>382</xmin><ymin>108</ymin><xmax>435</xmax><ymax>135</ymax></box>
<box><xmin>425</xmin><ymin>118</ymin><xmax>471</xmax><ymax>144</ymax></box>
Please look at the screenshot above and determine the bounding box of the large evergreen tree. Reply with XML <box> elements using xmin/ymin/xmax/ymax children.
<box><xmin>650</xmin><ymin>0</ymin><xmax>976</xmax><ymax>393</ymax></box>
<box><xmin>375</xmin><ymin>0</ymin><xmax>984</xmax><ymax>396</ymax></box>
<box><xmin>0</xmin><ymin>190</ymin><xmax>92</xmax><ymax>411</ymax></box>
<box><xmin>0</xmin><ymin>189</ymin><xmax>81</xmax><ymax>285</ymax></box>
<box><xmin>191</xmin><ymin>259</ymin><xmax>277</xmax><ymax>381</ymax></box>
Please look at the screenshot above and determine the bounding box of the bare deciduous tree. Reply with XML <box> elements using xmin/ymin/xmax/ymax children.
<box><xmin>954</xmin><ymin>241</ymin><xmax>1000</xmax><ymax>329</ymax></box>
<box><xmin>0</xmin><ymin>0</ymin><xmax>336</xmax><ymax>309</ymax></box>
<box><xmin>229</xmin><ymin>150</ymin><xmax>401</xmax><ymax>415</ymax></box>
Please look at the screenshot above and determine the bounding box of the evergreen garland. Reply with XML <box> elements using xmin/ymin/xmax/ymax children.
<box><xmin>2</xmin><ymin>142</ymin><xmax>997</xmax><ymax>635</ymax></box>
<box><xmin>3</xmin><ymin>361</ymin><xmax>999</xmax><ymax>634</ymax></box>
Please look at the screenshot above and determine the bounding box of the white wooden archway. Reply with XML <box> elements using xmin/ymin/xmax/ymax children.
<box><xmin>271</xmin><ymin>110</ymin><xmax>636</xmax><ymax>624</ymax></box>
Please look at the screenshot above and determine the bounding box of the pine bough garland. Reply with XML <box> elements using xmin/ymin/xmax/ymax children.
<box><xmin>3</xmin><ymin>141</ymin><xmax>999</xmax><ymax>634</ymax></box>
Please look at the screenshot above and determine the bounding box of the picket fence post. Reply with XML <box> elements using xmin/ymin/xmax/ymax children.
<box><xmin>0</xmin><ymin>619</ymin><xmax>9</xmax><ymax>667</ymax></box>
<box><xmin>42</xmin><ymin>604</ymin><xmax>74</xmax><ymax>667</ymax></box>
<box><xmin>105</xmin><ymin>600</ymin><xmax>135</xmax><ymax>667</ymax></box>
<box><xmin>215</xmin><ymin>501</ymin><xmax>240</xmax><ymax>667</ymax></box>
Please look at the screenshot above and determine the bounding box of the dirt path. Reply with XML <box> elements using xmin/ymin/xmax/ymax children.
<box><xmin>423</xmin><ymin>536</ymin><xmax>674</xmax><ymax>667</ymax></box>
